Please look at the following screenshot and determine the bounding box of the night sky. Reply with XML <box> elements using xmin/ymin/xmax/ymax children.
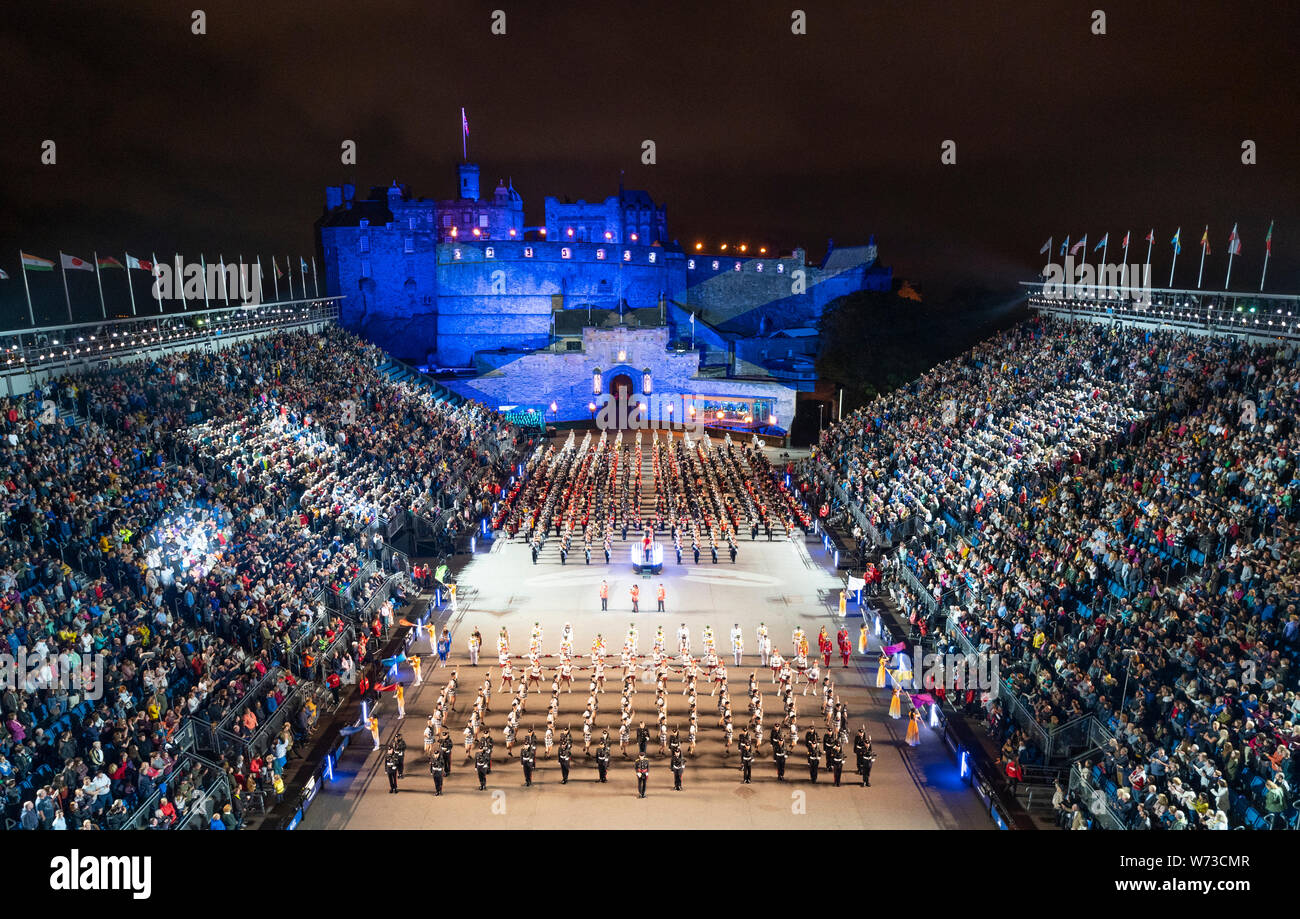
<box><xmin>1</xmin><ymin>0</ymin><xmax>1296</xmax><ymax>327</ymax></box>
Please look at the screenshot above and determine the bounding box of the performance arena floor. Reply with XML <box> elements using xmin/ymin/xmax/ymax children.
<box><xmin>300</xmin><ymin>532</ymin><xmax>991</xmax><ymax>830</ymax></box>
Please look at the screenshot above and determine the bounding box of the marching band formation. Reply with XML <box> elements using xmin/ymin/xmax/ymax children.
<box><xmin>394</xmin><ymin>621</ymin><xmax>878</xmax><ymax>796</ymax></box>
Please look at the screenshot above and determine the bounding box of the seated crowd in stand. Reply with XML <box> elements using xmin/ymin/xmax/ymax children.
<box><xmin>1</xmin><ymin>327</ymin><xmax>519</xmax><ymax>829</ymax></box>
<box><xmin>805</xmin><ymin>315</ymin><xmax>1300</xmax><ymax>829</ymax></box>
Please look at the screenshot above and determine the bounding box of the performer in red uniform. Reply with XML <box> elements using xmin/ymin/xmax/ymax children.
<box><xmin>837</xmin><ymin>627</ymin><xmax>852</xmax><ymax>667</ymax></box>
<box><xmin>817</xmin><ymin>627</ymin><xmax>833</xmax><ymax>668</ymax></box>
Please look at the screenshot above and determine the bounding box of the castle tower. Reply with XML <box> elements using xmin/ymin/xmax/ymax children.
<box><xmin>457</xmin><ymin>162</ymin><xmax>480</xmax><ymax>201</ymax></box>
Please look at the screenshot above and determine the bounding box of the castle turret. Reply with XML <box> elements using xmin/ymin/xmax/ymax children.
<box><xmin>458</xmin><ymin>163</ymin><xmax>480</xmax><ymax>201</ymax></box>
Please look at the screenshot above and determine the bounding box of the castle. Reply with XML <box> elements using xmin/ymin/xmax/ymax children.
<box><xmin>316</xmin><ymin>163</ymin><xmax>890</xmax><ymax>427</ymax></box>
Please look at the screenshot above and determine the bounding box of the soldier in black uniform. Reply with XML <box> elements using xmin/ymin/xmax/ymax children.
<box><xmin>740</xmin><ymin>736</ymin><xmax>754</xmax><ymax>784</ymax></box>
<box><xmin>823</xmin><ymin>728</ymin><xmax>836</xmax><ymax>771</ymax></box>
<box><xmin>675</xmin><ymin>543</ymin><xmax>683</xmax><ymax>565</ymax></box>
<box><xmin>830</xmin><ymin>741</ymin><xmax>844</xmax><ymax>786</ymax></box>
<box><xmin>807</xmin><ymin>738</ymin><xmax>821</xmax><ymax>783</ymax></box>
<box><xmin>521</xmin><ymin>738</ymin><xmax>536</xmax><ymax>787</ymax></box>
<box><xmin>475</xmin><ymin>744</ymin><xmax>491</xmax><ymax>790</ymax></box>
<box><xmin>693</xmin><ymin>543</ymin><xmax>701</xmax><ymax>564</ymax></box>
<box><xmin>531</xmin><ymin>541</ymin><xmax>539</xmax><ymax>565</ymax></box>
<box><xmin>585</xmin><ymin>545</ymin><xmax>592</xmax><ymax>565</ymax></box>
<box><xmin>671</xmin><ymin>744</ymin><xmax>684</xmax><ymax>790</ymax></box>
<box><xmin>560</xmin><ymin>544</ymin><xmax>568</xmax><ymax>565</ymax></box>
<box><xmin>558</xmin><ymin>729</ymin><xmax>572</xmax><ymax>784</ymax></box>
<box><xmin>430</xmin><ymin>748</ymin><xmax>445</xmax><ymax>795</ymax></box>
<box><xmin>860</xmin><ymin>737</ymin><xmax>876</xmax><ymax>787</ymax></box>
<box><xmin>635</xmin><ymin>752</ymin><xmax>650</xmax><ymax>798</ymax></box>
<box><xmin>440</xmin><ymin>731</ymin><xmax>453</xmax><ymax>777</ymax></box>
<box><xmin>384</xmin><ymin>745</ymin><xmax>401</xmax><ymax>794</ymax></box>
<box><xmin>711</xmin><ymin>543</ymin><xmax>719</xmax><ymax>564</ymax></box>
<box><xmin>729</xmin><ymin>542</ymin><xmax>737</xmax><ymax>563</ymax></box>
<box><xmin>804</xmin><ymin>726</ymin><xmax>817</xmax><ymax>754</ymax></box>
<box><xmin>596</xmin><ymin>737</ymin><xmax>611</xmax><ymax>783</ymax></box>
<box><xmin>636</xmin><ymin>720</ymin><xmax>650</xmax><ymax>755</ymax></box>
<box><xmin>751</xmin><ymin>522</ymin><xmax>759</xmax><ymax>541</ymax></box>
<box><xmin>772</xmin><ymin>731</ymin><xmax>787</xmax><ymax>780</ymax></box>
<box><xmin>392</xmin><ymin>732</ymin><xmax>407</xmax><ymax>778</ymax></box>
<box><xmin>853</xmin><ymin>728</ymin><xmax>867</xmax><ymax>775</ymax></box>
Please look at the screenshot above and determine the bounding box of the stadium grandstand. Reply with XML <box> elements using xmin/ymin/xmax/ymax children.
<box><xmin>803</xmin><ymin>291</ymin><xmax>1300</xmax><ymax>830</ymax></box>
<box><xmin>0</xmin><ymin>297</ymin><xmax>529</xmax><ymax>830</ymax></box>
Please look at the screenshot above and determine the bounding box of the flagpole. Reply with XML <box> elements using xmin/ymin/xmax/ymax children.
<box><xmin>125</xmin><ymin>253</ymin><xmax>137</xmax><ymax>316</ymax></box>
<box><xmin>1044</xmin><ymin>237</ymin><xmax>1053</xmax><ymax>269</ymax></box>
<box><xmin>287</xmin><ymin>255</ymin><xmax>294</xmax><ymax>300</ymax></box>
<box><xmin>1260</xmin><ymin>224</ymin><xmax>1272</xmax><ymax>292</ymax></box>
<box><xmin>1168</xmin><ymin>232</ymin><xmax>1179</xmax><ymax>288</ymax></box>
<box><xmin>256</xmin><ymin>255</ymin><xmax>265</xmax><ymax>304</ymax></box>
<box><xmin>271</xmin><ymin>256</ymin><xmax>280</xmax><ymax>302</ymax></box>
<box><xmin>1144</xmin><ymin>233</ymin><xmax>1153</xmax><ymax>273</ymax></box>
<box><xmin>58</xmin><ymin>252</ymin><xmax>74</xmax><ymax>324</ymax></box>
<box><xmin>177</xmin><ymin>254</ymin><xmax>186</xmax><ymax>310</ymax></box>
<box><xmin>1225</xmin><ymin>249</ymin><xmax>1235</xmax><ymax>291</ymax></box>
<box><xmin>219</xmin><ymin>254</ymin><xmax>229</xmax><ymax>305</ymax></box>
<box><xmin>152</xmin><ymin>251</ymin><xmax>163</xmax><ymax>313</ymax></box>
<box><xmin>1197</xmin><ymin>229</ymin><xmax>1207</xmax><ymax>289</ymax></box>
<box><xmin>93</xmin><ymin>251</ymin><xmax>107</xmax><ymax>319</ymax></box>
<box><xmin>20</xmin><ymin>252</ymin><xmax>36</xmax><ymax>326</ymax></box>
<box><xmin>201</xmin><ymin>255</ymin><xmax>210</xmax><ymax>309</ymax></box>
<box><xmin>1101</xmin><ymin>239</ymin><xmax>1107</xmax><ymax>267</ymax></box>
<box><xmin>1122</xmin><ymin>234</ymin><xmax>1130</xmax><ymax>273</ymax></box>
<box><xmin>311</xmin><ymin>256</ymin><xmax>320</xmax><ymax>298</ymax></box>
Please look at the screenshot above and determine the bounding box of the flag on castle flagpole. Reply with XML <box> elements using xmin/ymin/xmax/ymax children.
<box><xmin>461</xmin><ymin>107</ymin><xmax>469</xmax><ymax>160</ymax></box>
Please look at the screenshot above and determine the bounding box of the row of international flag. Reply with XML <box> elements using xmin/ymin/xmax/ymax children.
<box><xmin>1</xmin><ymin>250</ymin><xmax>318</xmax><ymax>325</ymax></box>
<box><xmin>1040</xmin><ymin>222</ymin><xmax>1276</xmax><ymax>291</ymax></box>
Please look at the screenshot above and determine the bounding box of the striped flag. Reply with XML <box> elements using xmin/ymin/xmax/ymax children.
<box><xmin>1200</xmin><ymin>227</ymin><xmax>1210</xmax><ymax>254</ymax></box>
<box><xmin>1265</xmin><ymin>221</ymin><xmax>1273</xmax><ymax>255</ymax></box>
<box><xmin>97</xmin><ymin>255</ymin><xmax>125</xmax><ymax>269</ymax></box>
<box><xmin>1171</xmin><ymin>228</ymin><xmax>1181</xmax><ymax>255</ymax></box>
<box><xmin>1070</xmin><ymin>235</ymin><xmax>1086</xmax><ymax>257</ymax></box>
<box><xmin>1227</xmin><ymin>224</ymin><xmax>1242</xmax><ymax>255</ymax></box>
<box><xmin>61</xmin><ymin>253</ymin><xmax>94</xmax><ymax>271</ymax></box>
<box><xmin>21</xmin><ymin>252</ymin><xmax>55</xmax><ymax>271</ymax></box>
<box><xmin>1145</xmin><ymin>229</ymin><xmax>1155</xmax><ymax>244</ymax></box>
<box><xmin>274</xmin><ymin>257</ymin><xmax>284</xmax><ymax>279</ymax></box>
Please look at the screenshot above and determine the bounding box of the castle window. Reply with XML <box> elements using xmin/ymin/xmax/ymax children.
<box><xmin>408</xmin><ymin>217</ymin><xmax>416</xmax><ymax>229</ymax></box>
<box><xmin>479</xmin><ymin>214</ymin><xmax>489</xmax><ymax>228</ymax></box>
<box><xmin>403</xmin><ymin>237</ymin><xmax>414</xmax><ymax>254</ymax></box>
<box><xmin>561</xmin><ymin>248</ymin><xmax>571</xmax><ymax>259</ymax></box>
<box><xmin>485</xmin><ymin>247</ymin><xmax>495</xmax><ymax>259</ymax></box>
<box><xmin>596</xmin><ymin>249</ymin><xmax>606</xmax><ymax>260</ymax></box>
<box><xmin>442</xmin><ymin>215</ymin><xmax>452</xmax><ymax>227</ymax></box>
<box><xmin>524</xmin><ymin>247</ymin><xmax>534</xmax><ymax>258</ymax></box>
<box><xmin>359</xmin><ymin>219</ymin><xmax>370</xmax><ymax>228</ymax></box>
<box><xmin>359</xmin><ymin>235</ymin><xmax>370</xmax><ymax>253</ymax></box>
<box><xmin>688</xmin><ymin>259</ymin><xmax>695</xmax><ymax>270</ymax></box>
<box><xmin>453</xmin><ymin>249</ymin><xmax>462</xmax><ymax>260</ymax></box>
<box><xmin>360</xmin><ymin>259</ymin><xmax>371</xmax><ymax>277</ymax></box>
<box><xmin>463</xmin><ymin>211</ymin><xmax>472</xmax><ymax>224</ymax></box>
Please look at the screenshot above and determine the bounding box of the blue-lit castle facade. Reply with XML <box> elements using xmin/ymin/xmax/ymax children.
<box><xmin>316</xmin><ymin>163</ymin><xmax>890</xmax><ymax>428</ymax></box>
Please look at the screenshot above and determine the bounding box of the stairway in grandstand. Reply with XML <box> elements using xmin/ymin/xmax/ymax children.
<box><xmin>374</xmin><ymin>357</ymin><xmax>466</xmax><ymax>406</ymax></box>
